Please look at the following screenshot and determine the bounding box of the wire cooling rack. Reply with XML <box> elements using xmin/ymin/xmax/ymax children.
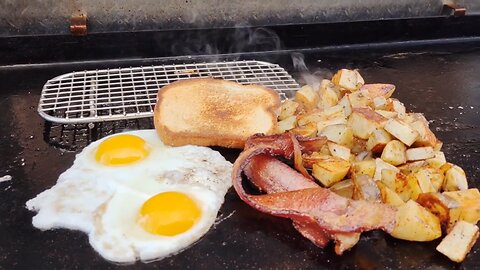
<box><xmin>38</xmin><ymin>60</ymin><xmax>300</xmax><ymax>124</ymax></box>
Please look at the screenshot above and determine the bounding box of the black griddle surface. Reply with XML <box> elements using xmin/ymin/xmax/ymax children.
<box><xmin>1</xmin><ymin>43</ymin><xmax>480</xmax><ymax>269</ymax></box>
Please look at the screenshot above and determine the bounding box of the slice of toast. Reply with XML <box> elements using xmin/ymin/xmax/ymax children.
<box><xmin>154</xmin><ymin>78</ymin><xmax>280</xmax><ymax>148</ymax></box>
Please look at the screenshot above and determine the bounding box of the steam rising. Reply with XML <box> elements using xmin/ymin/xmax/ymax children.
<box><xmin>291</xmin><ymin>52</ymin><xmax>332</xmax><ymax>90</ymax></box>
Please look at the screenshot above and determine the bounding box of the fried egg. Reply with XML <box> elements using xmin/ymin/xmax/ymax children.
<box><xmin>26</xmin><ymin>129</ymin><xmax>233</xmax><ymax>263</ymax></box>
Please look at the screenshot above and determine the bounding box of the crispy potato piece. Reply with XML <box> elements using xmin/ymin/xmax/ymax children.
<box><xmin>384</xmin><ymin>118</ymin><xmax>419</xmax><ymax>146</ymax></box>
<box><xmin>277</xmin><ymin>115</ymin><xmax>297</xmax><ymax>133</ymax></box>
<box><xmin>406</xmin><ymin>146</ymin><xmax>435</xmax><ymax>161</ymax></box>
<box><xmin>374</xmin><ymin>158</ymin><xmax>399</xmax><ymax>181</ymax></box>
<box><xmin>334</xmin><ymin>233</ymin><xmax>361</xmax><ymax>255</ymax></box>
<box><xmin>338</xmin><ymin>95</ymin><xmax>352</xmax><ymax>117</ymax></box>
<box><xmin>443</xmin><ymin>189</ymin><xmax>480</xmax><ymax>225</ymax></box>
<box><xmin>436</xmin><ymin>221</ymin><xmax>479</xmax><ymax>263</ymax></box>
<box><xmin>373</xmin><ymin>96</ymin><xmax>387</xmax><ymax>110</ymax></box>
<box><xmin>397</xmin><ymin>160</ymin><xmax>429</xmax><ymax>175</ymax></box>
<box><xmin>331</xmin><ymin>69</ymin><xmax>365</xmax><ymax>91</ymax></box>
<box><xmin>380</xmin><ymin>169</ymin><xmax>399</xmax><ymax>190</ymax></box>
<box><xmin>410</xmin><ymin>119</ymin><xmax>438</xmax><ymax>147</ymax></box>
<box><xmin>360</xmin><ymin>83</ymin><xmax>396</xmax><ymax>99</ymax></box>
<box><xmin>278</xmin><ymin>99</ymin><xmax>300</xmax><ymax>121</ymax></box>
<box><xmin>377</xmin><ymin>181</ymin><xmax>405</xmax><ymax>207</ymax></box>
<box><xmin>348</xmin><ymin>108</ymin><xmax>388</xmax><ymax>139</ymax></box>
<box><xmin>367</xmin><ymin>128</ymin><xmax>392</xmax><ymax>153</ymax></box>
<box><xmin>319</xmin><ymin>124</ymin><xmax>354</xmax><ymax>147</ymax></box>
<box><xmin>350</xmin><ymin>137</ymin><xmax>368</xmax><ymax>154</ymax></box>
<box><xmin>390</xmin><ymin>200</ymin><xmax>442</xmax><ymax>241</ymax></box>
<box><xmin>348</xmin><ymin>89</ymin><xmax>372</xmax><ymax>108</ymax></box>
<box><xmin>316</xmin><ymin>116</ymin><xmax>347</xmax><ymax>133</ymax></box>
<box><xmin>443</xmin><ymin>165</ymin><xmax>468</xmax><ymax>191</ymax></box>
<box><xmin>426</xmin><ymin>151</ymin><xmax>447</xmax><ymax>169</ymax></box>
<box><xmin>416</xmin><ymin>192</ymin><xmax>460</xmax><ymax>231</ymax></box>
<box><xmin>290</xmin><ymin>122</ymin><xmax>317</xmax><ymax>138</ymax></box>
<box><xmin>386</xmin><ymin>99</ymin><xmax>406</xmax><ymax>119</ymax></box>
<box><xmin>395</xmin><ymin>173</ymin><xmax>422</xmax><ymax>201</ymax></box>
<box><xmin>381</xmin><ymin>140</ymin><xmax>407</xmax><ymax>166</ymax></box>
<box><xmin>329</xmin><ymin>179</ymin><xmax>354</xmax><ymax>198</ymax></box>
<box><xmin>317</xmin><ymin>80</ymin><xmax>340</xmax><ymax>109</ymax></box>
<box><xmin>414</xmin><ymin>167</ymin><xmax>442</xmax><ymax>193</ymax></box>
<box><xmin>374</xmin><ymin>109</ymin><xmax>398</xmax><ymax>119</ymax></box>
<box><xmin>312</xmin><ymin>155</ymin><xmax>351</xmax><ymax>187</ymax></box>
<box><xmin>297</xmin><ymin>105</ymin><xmax>344</xmax><ymax>127</ymax></box>
<box><xmin>351</xmin><ymin>159</ymin><xmax>376</xmax><ymax>178</ymax></box>
<box><xmin>352</xmin><ymin>174</ymin><xmax>381</xmax><ymax>202</ymax></box>
<box><xmin>295</xmin><ymin>85</ymin><xmax>319</xmax><ymax>111</ymax></box>
<box><xmin>327</xmin><ymin>141</ymin><xmax>351</xmax><ymax>161</ymax></box>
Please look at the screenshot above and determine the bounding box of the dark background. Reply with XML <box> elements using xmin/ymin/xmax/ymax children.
<box><xmin>0</xmin><ymin>15</ymin><xmax>479</xmax><ymax>269</ymax></box>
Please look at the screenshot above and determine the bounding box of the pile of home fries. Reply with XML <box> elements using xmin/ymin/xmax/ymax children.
<box><xmin>277</xmin><ymin>69</ymin><xmax>479</xmax><ymax>263</ymax></box>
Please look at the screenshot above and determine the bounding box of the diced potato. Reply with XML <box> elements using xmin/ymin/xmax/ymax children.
<box><xmin>290</xmin><ymin>122</ymin><xmax>317</xmax><ymax>138</ymax></box>
<box><xmin>390</xmin><ymin>99</ymin><xmax>406</xmax><ymax>119</ymax></box>
<box><xmin>417</xmin><ymin>167</ymin><xmax>444</xmax><ymax>192</ymax></box>
<box><xmin>377</xmin><ymin>181</ymin><xmax>405</xmax><ymax>206</ymax></box>
<box><xmin>319</xmin><ymin>124</ymin><xmax>354</xmax><ymax>147</ymax></box>
<box><xmin>352</xmin><ymin>175</ymin><xmax>381</xmax><ymax>202</ymax></box>
<box><xmin>426</xmin><ymin>151</ymin><xmax>447</xmax><ymax>169</ymax></box>
<box><xmin>350</xmin><ymin>137</ymin><xmax>368</xmax><ymax>154</ymax></box>
<box><xmin>384</xmin><ymin>118</ymin><xmax>419</xmax><ymax>146</ymax></box>
<box><xmin>410</xmin><ymin>119</ymin><xmax>438</xmax><ymax>147</ymax></box>
<box><xmin>327</xmin><ymin>141</ymin><xmax>351</xmax><ymax>161</ymax></box>
<box><xmin>406</xmin><ymin>146</ymin><xmax>435</xmax><ymax>161</ymax></box>
<box><xmin>278</xmin><ymin>99</ymin><xmax>300</xmax><ymax>121</ymax></box>
<box><xmin>348</xmin><ymin>89</ymin><xmax>372</xmax><ymax>108</ymax></box>
<box><xmin>395</xmin><ymin>173</ymin><xmax>422</xmax><ymax>201</ymax></box>
<box><xmin>351</xmin><ymin>159</ymin><xmax>376</xmax><ymax>178</ymax></box>
<box><xmin>331</xmin><ymin>69</ymin><xmax>365</xmax><ymax>91</ymax></box>
<box><xmin>361</xmin><ymin>83</ymin><xmax>396</xmax><ymax>99</ymax></box>
<box><xmin>295</xmin><ymin>85</ymin><xmax>319</xmax><ymax>111</ymax></box>
<box><xmin>338</xmin><ymin>95</ymin><xmax>352</xmax><ymax>117</ymax></box>
<box><xmin>312</xmin><ymin>155</ymin><xmax>351</xmax><ymax>187</ymax></box>
<box><xmin>390</xmin><ymin>200</ymin><xmax>442</xmax><ymax>241</ymax></box>
<box><xmin>436</xmin><ymin>221</ymin><xmax>479</xmax><ymax>263</ymax></box>
<box><xmin>397</xmin><ymin>160</ymin><xmax>428</xmax><ymax>175</ymax></box>
<box><xmin>297</xmin><ymin>106</ymin><xmax>344</xmax><ymax>127</ymax></box>
<box><xmin>381</xmin><ymin>140</ymin><xmax>406</xmax><ymax>166</ymax></box>
<box><xmin>443</xmin><ymin>189</ymin><xmax>480</xmax><ymax>225</ymax></box>
<box><xmin>380</xmin><ymin>169</ymin><xmax>399</xmax><ymax>190</ymax></box>
<box><xmin>439</xmin><ymin>162</ymin><xmax>454</xmax><ymax>175</ymax></box>
<box><xmin>434</xmin><ymin>141</ymin><xmax>443</xmax><ymax>151</ymax></box>
<box><xmin>277</xmin><ymin>115</ymin><xmax>297</xmax><ymax>133</ymax></box>
<box><xmin>347</xmin><ymin>108</ymin><xmax>387</xmax><ymax>139</ymax></box>
<box><xmin>374</xmin><ymin>109</ymin><xmax>398</xmax><ymax>119</ymax></box>
<box><xmin>372</xmin><ymin>96</ymin><xmax>387</xmax><ymax>109</ymax></box>
<box><xmin>373</xmin><ymin>158</ymin><xmax>399</xmax><ymax>181</ymax></box>
<box><xmin>366</xmin><ymin>128</ymin><xmax>392</xmax><ymax>153</ymax></box>
<box><xmin>329</xmin><ymin>179</ymin><xmax>354</xmax><ymax>198</ymax></box>
<box><xmin>316</xmin><ymin>116</ymin><xmax>347</xmax><ymax>133</ymax></box>
<box><xmin>317</xmin><ymin>80</ymin><xmax>340</xmax><ymax>109</ymax></box>
<box><xmin>443</xmin><ymin>165</ymin><xmax>468</xmax><ymax>191</ymax></box>
<box><xmin>413</xmin><ymin>168</ymin><xmax>437</xmax><ymax>193</ymax></box>
<box><xmin>416</xmin><ymin>192</ymin><xmax>461</xmax><ymax>231</ymax></box>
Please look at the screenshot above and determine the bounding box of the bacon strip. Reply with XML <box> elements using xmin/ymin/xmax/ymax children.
<box><xmin>233</xmin><ymin>134</ymin><xmax>397</xmax><ymax>254</ymax></box>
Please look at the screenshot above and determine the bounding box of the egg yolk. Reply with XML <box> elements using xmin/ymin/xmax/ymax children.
<box><xmin>138</xmin><ymin>192</ymin><xmax>201</xmax><ymax>236</ymax></box>
<box><xmin>95</xmin><ymin>134</ymin><xmax>149</xmax><ymax>166</ymax></box>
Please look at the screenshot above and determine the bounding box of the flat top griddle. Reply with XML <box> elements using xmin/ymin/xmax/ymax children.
<box><xmin>1</xmin><ymin>24</ymin><xmax>480</xmax><ymax>269</ymax></box>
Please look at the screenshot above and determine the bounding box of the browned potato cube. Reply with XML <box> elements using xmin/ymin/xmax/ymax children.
<box><xmin>384</xmin><ymin>118</ymin><xmax>419</xmax><ymax>146</ymax></box>
<box><xmin>312</xmin><ymin>155</ymin><xmax>351</xmax><ymax>187</ymax></box>
<box><xmin>436</xmin><ymin>221</ymin><xmax>479</xmax><ymax>263</ymax></box>
<box><xmin>366</xmin><ymin>128</ymin><xmax>392</xmax><ymax>153</ymax></box>
<box><xmin>295</xmin><ymin>85</ymin><xmax>319</xmax><ymax>111</ymax></box>
<box><xmin>278</xmin><ymin>99</ymin><xmax>300</xmax><ymax>121</ymax></box>
<box><xmin>381</xmin><ymin>140</ymin><xmax>407</xmax><ymax>166</ymax></box>
<box><xmin>347</xmin><ymin>108</ymin><xmax>388</xmax><ymax>139</ymax></box>
<box><xmin>331</xmin><ymin>69</ymin><xmax>365</xmax><ymax>91</ymax></box>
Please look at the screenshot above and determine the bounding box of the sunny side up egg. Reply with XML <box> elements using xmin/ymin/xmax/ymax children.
<box><xmin>26</xmin><ymin>130</ymin><xmax>233</xmax><ymax>263</ymax></box>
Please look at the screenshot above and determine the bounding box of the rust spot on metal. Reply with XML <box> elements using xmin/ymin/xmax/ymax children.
<box><xmin>70</xmin><ymin>13</ymin><xmax>87</xmax><ymax>36</ymax></box>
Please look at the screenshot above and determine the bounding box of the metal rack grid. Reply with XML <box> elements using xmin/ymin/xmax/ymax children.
<box><xmin>38</xmin><ymin>60</ymin><xmax>300</xmax><ymax>124</ymax></box>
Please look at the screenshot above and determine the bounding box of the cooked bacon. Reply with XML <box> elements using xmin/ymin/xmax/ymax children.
<box><xmin>233</xmin><ymin>134</ymin><xmax>397</xmax><ymax>254</ymax></box>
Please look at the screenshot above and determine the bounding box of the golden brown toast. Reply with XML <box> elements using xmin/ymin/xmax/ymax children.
<box><xmin>154</xmin><ymin>78</ymin><xmax>280</xmax><ymax>148</ymax></box>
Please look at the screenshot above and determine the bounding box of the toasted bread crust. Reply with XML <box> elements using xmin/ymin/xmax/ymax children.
<box><xmin>154</xmin><ymin>78</ymin><xmax>280</xmax><ymax>148</ymax></box>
